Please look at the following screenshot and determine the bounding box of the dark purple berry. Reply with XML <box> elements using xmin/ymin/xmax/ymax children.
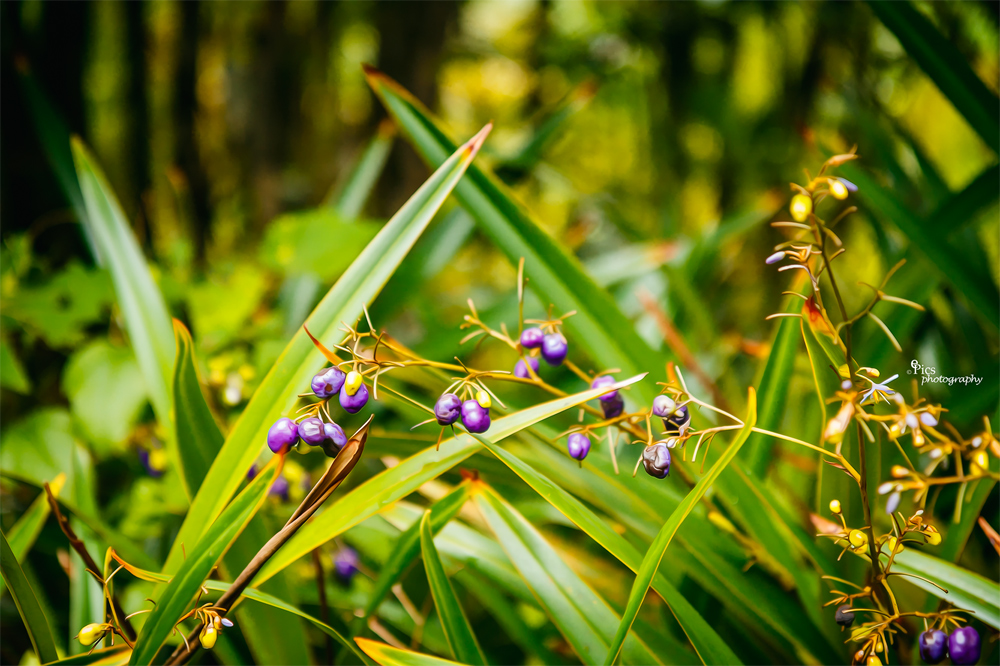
<box><xmin>298</xmin><ymin>417</ymin><xmax>327</xmax><ymax>446</ymax></box>
<box><xmin>434</xmin><ymin>393</ymin><xmax>462</xmax><ymax>425</ymax></box>
<box><xmin>339</xmin><ymin>383</ymin><xmax>369</xmax><ymax>414</ymax></box>
<box><xmin>267</xmin><ymin>417</ymin><xmax>299</xmax><ymax>454</ymax></box>
<box><xmin>642</xmin><ymin>443</ymin><xmax>671</xmax><ymax>478</ymax></box>
<box><xmin>948</xmin><ymin>627</ymin><xmax>980</xmax><ymax>665</ymax></box>
<box><xmin>652</xmin><ymin>395</ymin><xmax>676</xmax><ymax>417</ymax></box>
<box><xmin>311</xmin><ymin>366</ymin><xmax>346</xmax><ymax>398</ymax></box>
<box><xmin>591</xmin><ymin>375</ymin><xmax>618</xmax><ymax>402</ymax></box>
<box><xmin>541</xmin><ymin>333</ymin><xmax>568</xmax><ymax>366</ymax></box>
<box><xmin>919</xmin><ymin>630</ymin><xmax>948</xmax><ymax>664</ymax></box>
<box><xmin>333</xmin><ymin>547</ymin><xmax>359</xmax><ymax>584</ymax></box>
<box><xmin>664</xmin><ymin>404</ymin><xmax>691</xmax><ymax>433</ymax></box>
<box><xmin>514</xmin><ymin>356</ymin><xmax>540</xmax><ymax>379</ymax></box>
<box><xmin>602</xmin><ymin>394</ymin><xmax>624</xmax><ymax>419</ymax></box>
<box><xmin>835</xmin><ymin>604</ymin><xmax>855</xmax><ymax>628</ymax></box>
<box><xmin>461</xmin><ymin>399</ymin><xmax>491</xmax><ymax>434</ymax></box>
<box><xmin>520</xmin><ymin>327</ymin><xmax>544</xmax><ymax>349</ymax></box>
<box><xmin>247</xmin><ymin>464</ymin><xmax>257</xmax><ymax>480</ymax></box>
<box><xmin>567</xmin><ymin>432</ymin><xmax>591</xmax><ymax>461</ymax></box>
<box><xmin>321</xmin><ymin>422</ymin><xmax>347</xmax><ymax>457</ymax></box>
<box><xmin>269</xmin><ymin>476</ymin><xmax>290</xmax><ymax>501</ymax></box>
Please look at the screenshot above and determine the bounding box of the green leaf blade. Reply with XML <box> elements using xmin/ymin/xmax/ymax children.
<box><xmin>1</xmin><ymin>529</ymin><xmax>60</xmax><ymax>665</ymax></box>
<box><xmin>893</xmin><ymin>548</ymin><xmax>1000</xmax><ymax>629</ymax></box>
<box><xmin>171</xmin><ymin>320</ymin><xmax>223</xmax><ymax>495</ymax></box>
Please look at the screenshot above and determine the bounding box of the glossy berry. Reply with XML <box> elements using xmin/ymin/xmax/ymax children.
<box><xmin>642</xmin><ymin>443</ymin><xmax>671</xmax><ymax>478</ymax></box>
<box><xmin>267</xmin><ymin>417</ymin><xmax>299</xmax><ymax>454</ymax></box>
<box><xmin>603</xmin><ymin>394</ymin><xmax>625</xmax><ymax>419</ymax></box>
<box><xmin>475</xmin><ymin>389</ymin><xmax>492</xmax><ymax>409</ymax></box>
<box><xmin>652</xmin><ymin>394</ymin><xmax>676</xmax><ymax>417</ymax></box>
<box><xmin>918</xmin><ymin>629</ymin><xmax>948</xmax><ymax>664</ymax></box>
<box><xmin>311</xmin><ymin>366</ymin><xmax>346</xmax><ymax>398</ymax></box>
<box><xmin>520</xmin><ymin>327</ymin><xmax>544</xmax><ymax>349</ymax></box>
<box><xmin>948</xmin><ymin>626</ymin><xmax>980</xmax><ymax>665</ymax></box>
<box><xmin>200</xmin><ymin>624</ymin><xmax>218</xmax><ymax>649</ymax></box>
<box><xmin>461</xmin><ymin>399</ymin><xmax>491</xmax><ymax>433</ymax></box>
<box><xmin>591</xmin><ymin>375</ymin><xmax>618</xmax><ymax>402</ymax></box>
<box><xmin>434</xmin><ymin>393</ymin><xmax>462</xmax><ymax>425</ymax></box>
<box><xmin>77</xmin><ymin>623</ymin><xmax>106</xmax><ymax>646</ymax></box>
<box><xmin>664</xmin><ymin>404</ymin><xmax>691</xmax><ymax>433</ymax></box>
<box><xmin>567</xmin><ymin>432</ymin><xmax>591</xmax><ymax>461</ymax></box>
<box><xmin>540</xmin><ymin>333</ymin><xmax>568</xmax><ymax>366</ymax></box>
<box><xmin>333</xmin><ymin>547</ymin><xmax>359</xmax><ymax>584</ymax></box>
<box><xmin>269</xmin><ymin>476</ymin><xmax>290</xmax><ymax>501</ymax></box>
<box><xmin>322</xmin><ymin>422</ymin><xmax>347</xmax><ymax>457</ymax></box>
<box><xmin>339</xmin><ymin>382</ymin><xmax>369</xmax><ymax>414</ymax></box>
<box><xmin>514</xmin><ymin>356</ymin><xmax>540</xmax><ymax>379</ymax></box>
<box><xmin>297</xmin><ymin>417</ymin><xmax>327</xmax><ymax>446</ymax></box>
<box><xmin>835</xmin><ymin>604</ymin><xmax>855</xmax><ymax>628</ymax></box>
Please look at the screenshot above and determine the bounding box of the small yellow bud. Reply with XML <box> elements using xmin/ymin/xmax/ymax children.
<box><xmin>971</xmin><ymin>449</ymin><xmax>989</xmax><ymax>472</ymax></box>
<box><xmin>200</xmin><ymin>623</ymin><xmax>218</xmax><ymax>649</ymax></box>
<box><xmin>924</xmin><ymin>526</ymin><xmax>942</xmax><ymax>546</ymax></box>
<box><xmin>344</xmin><ymin>371</ymin><xmax>363</xmax><ymax>396</ymax></box>
<box><xmin>890</xmin><ymin>465</ymin><xmax>909</xmax><ymax>478</ymax></box>
<box><xmin>848</xmin><ymin>529</ymin><xmax>868</xmax><ymax>549</ymax></box>
<box><xmin>829</xmin><ymin>499</ymin><xmax>842</xmax><ymax>514</ymax></box>
<box><xmin>790</xmin><ymin>194</ymin><xmax>813</xmax><ymax>222</ymax></box>
<box><xmin>708</xmin><ymin>511</ymin><xmax>738</xmax><ymax>534</ymax></box>
<box><xmin>77</xmin><ymin>623</ymin><xmax>106</xmax><ymax>646</ymax></box>
<box><xmin>475</xmin><ymin>390</ymin><xmax>491</xmax><ymax>409</ymax></box>
<box><xmin>886</xmin><ymin>536</ymin><xmax>902</xmax><ymax>553</ymax></box>
<box><xmin>148</xmin><ymin>448</ymin><xmax>169</xmax><ymax>472</ymax></box>
<box><xmin>867</xmin><ymin>654</ymin><xmax>882</xmax><ymax>665</ymax></box>
<box><xmin>828</xmin><ymin>178</ymin><xmax>849</xmax><ymax>200</ymax></box>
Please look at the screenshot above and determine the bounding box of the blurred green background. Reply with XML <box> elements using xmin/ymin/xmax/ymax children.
<box><xmin>1</xmin><ymin>1</ymin><xmax>998</xmax><ymax>664</ymax></box>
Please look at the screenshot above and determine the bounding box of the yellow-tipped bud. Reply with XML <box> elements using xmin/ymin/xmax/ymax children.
<box><xmin>790</xmin><ymin>194</ymin><xmax>813</xmax><ymax>222</ymax></box>
<box><xmin>829</xmin><ymin>499</ymin><xmax>842</xmax><ymax>514</ymax></box>
<box><xmin>890</xmin><ymin>465</ymin><xmax>909</xmax><ymax>478</ymax></box>
<box><xmin>849</xmin><ymin>529</ymin><xmax>868</xmax><ymax>549</ymax></box>
<box><xmin>77</xmin><ymin>623</ymin><xmax>106</xmax><ymax>646</ymax></box>
<box><xmin>828</xmin><ymin>178</ymin><xmax>849</xmax><ymax>200</ymax></box>
<box><xmin>344</xmin><ymin>371</ymin><xmax>363</xmax><ymax>396</ymax></box>
<box><xmin>200</xmin><ymin>623</ymin><xmax>218</xmax><ymax>649</ymax></box>
<box><xmin>867</xmin><ymin>655</ymin><xmax>882</xmax><ymax>666</ymax></box>
<box><xmin>971</xmin><ymin>449</ymin><xmax>989</xmax><ymax>472</ymax></box>
<box><xmin>886</xmin><ymin>536</ymin><xmax>902</xmax><ymax>553</ymax></box>
<box><xmin>924</xmin><ymin>526</ymin><xmax>942</xmax><ymax>546</ymax></box>
<box><xmin>475</xmin><ymin>390</ymin><xmax>491</xmax><ymax>409</ymax></box>
<box><xmin>148</xmin><ymin>448</ymin><xmax>169</xmax><ymax>472</ymax></box>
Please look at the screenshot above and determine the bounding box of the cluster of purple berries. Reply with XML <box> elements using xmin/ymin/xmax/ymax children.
<box><xmin>434</xmin><ymin>390</ymin><xmax>492</xmax><ymax>434</ymax></box>
<box><xmin>514</xmin><ymin>327</ymin><xmax>568</xmax><ymax>378</ymax></box>
<box><xmin>562</xmin><ymin>374</ymin><xmax>622</xmax><ymax>463</ymax></box>
<box><xmin>266</xmin><ymin>366</ymin><xmax>369</xmax><ymax>457</ymax></box>
<box><xmin>918</xmin><ymin>627</ymin><xmax>980</xmax><ymax>665</ymax></box>
<box><xmin>638</xmin><ymin>395</ymin><xmax>692</xmax><ymax>478</ymax></box>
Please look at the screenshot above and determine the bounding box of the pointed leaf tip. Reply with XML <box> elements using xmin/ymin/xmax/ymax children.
<box><xmin>464</xmin><ymin>123</ymin><xmax>493</xmax><ymax>157</ymax></box>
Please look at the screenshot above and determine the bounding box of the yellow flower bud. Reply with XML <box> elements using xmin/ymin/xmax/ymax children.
<box><xmin>77</xmin><ymin>623</ymin><xmax>106</xmax><ymax>646</ymax></box>
<box><xmin>924</xmin><ymin>526</ymin><xmax>942</xmax><ymax>546</ymax></box>
<box><xmin>829</xmin><ymin>499</ymin><xmax>842</xmax><ymax>514</ymax></box>
<box><xmin>886</xmin><ymin>536</ymin><xmax>902</xmax><ymax>553</ymax></box>
<box><xmin>344</xmin><ymin>371</ymin><xmax>363</xmax><ymax>396</ymax></box>
<box><xmin>971</xmin><ymin>449</ymin><xmax>989</xmax><ymax>473</ymax></box>
<box><xmin>200</xmin><ymin>623</ymin><xmax>218</xmax><ymax>650</ymax></box>
<box><xmin>890</xmin><ymin>465</ymin><xmax>909</xmax><ymax>478</ymax></box>
<box><xmin>828</xmin><ymin>178</ymin><xmax>849</xmax><ymax>200</ymax></box>
<box><xmin>867</xmin><ymin>655</ymin><xmax>882</xmax><ymax>666</ymax></box>
<box><xmin>475</xmin><ymin>389</ymin><xmax>491</xmax><ymax>409</ymax></box>
<box><xmin>790</xmin><ymin>194</ymin><xmax>813</xmax><ymax>222</ymax></box>
<box><xmin>849</xmin><ymin>529</ymin><xmax>868</xmax><ymax>549</ymax></box>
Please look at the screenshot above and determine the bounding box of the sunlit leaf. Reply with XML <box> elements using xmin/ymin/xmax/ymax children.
<box><xmin>355</xmin><ymin>638</ymin><xmax>460</xmax><ymax>666</ymax></box>
<box><xmin>892</xmin><ymin>548</ymin><xmax>1000</xmax><ymax>629</ymax></box>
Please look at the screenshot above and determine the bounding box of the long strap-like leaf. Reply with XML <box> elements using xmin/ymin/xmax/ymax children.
<box><xmin>1</xmin><ymin>529</ymin><xmax>60</xmax><ymax>664</ymax></box>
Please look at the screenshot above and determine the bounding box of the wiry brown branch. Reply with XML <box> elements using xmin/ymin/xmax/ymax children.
<box><xmin>165</xmin><ymin>416</ymin><xmax>372</xmax><ymax>666</ymax></box>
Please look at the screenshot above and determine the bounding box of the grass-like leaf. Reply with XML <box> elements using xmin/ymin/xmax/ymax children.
<box><xmin>892</xmin><ymin>548</ymin><xmax>1000</xmax><ymax>629</ymax></box>
<box><xmin>0</xmin><ymin>474</ymin><xmax>63</xmax><ymax>597</ymax></box>
<box><xmin>605</xmin><ymin>389</ymin><xmax>757</xmax><ymax>665</ymax></box>
<box><xmin>1</xmin><ymin>529</ymin><xmax>60</xmax><ymax>664</ymax></box>
<box><xmin>129</xmin><ymin>463</ymin><xmax>278</xmax><ymax>665</ymax></box>
<box><xmin>365</xmin><ymin>66</ymin><xmax>668</xmax><ymax>387</ymax></box>
<box><xmin>161</xmin><ymin>124</ymin><xmax>492</xmax><ymax>576</ymax></box>
<box><xmin>252</xmin><ymin>374</ymin><xmax>644</xmax><ymax>585</ymax></box>
<box><xmin>868</xmin><ymin>1</ymin><xmax>999</xmax><ymax>153</ymax></box>
<box><xmin>42</xmin><ymin>646</ymin><xmax>131</xmax><ymax>666</ymax></box>
<box><xmin>419</xmin><ymin>511</ymin><xmax>486</xmax><ymax>664</ymax></box>
<box><xmin>355</xmin><ymin>638</ymin><xmax>460</xmax><ymax>666</ymax></box>
<box><xmin>171</xmin><ymin>321</ymin><xmax>222</xmax><ymax>494</ymax></box>
<box><xmin>328</xmin><ymin>120</ymin><xmax>396</xmax><ymax>219</ymax></box>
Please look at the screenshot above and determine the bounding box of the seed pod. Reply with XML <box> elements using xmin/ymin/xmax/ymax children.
<box><xmin>199</xmin><ymin>623</ymin><xmax>218</xmax><ymax>649</ymax></box>
<box><xmin>642</xmin><ymin>443</ymin><xmax>671</xmax><ymax>479</ymax></box>
<box><xmin>835</xmin><ymin>604</ymin><xmax>855</xmax><ymax>628</ymax></box>
<box><xmin>848</xmin><ymin>529</ymin><xmax>868</xmax><ymax>549</ymax></box>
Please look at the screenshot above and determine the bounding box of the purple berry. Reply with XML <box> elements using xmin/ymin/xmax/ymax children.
<box><xmin>311</xmin><ymin>366</ymin><xmax>346</xmax><ymax>398</ymax></box>
<box><xmin>435</xmin><ymin>393</ymin><xmax>462</xmax><ymax>425</ymax></box>
<box><xmin>919</xmin><ymin>630</ymin><xmax>948</xmax><ymax>664</ymax></box>
<box><xmin>949</xmin><ymin>627</ymin><xmax>980</xmax><ymax>665</ymax></box>
<box><xmin>269</xmin><ymin>476</ymin><xmax>290</xmax><ymax>501</ymax></box>
<box><xmin>540</xmin><ymin>333</ymin><xmax>568</xmax><ymax>366</ymax></box>
<box><xmin>642</xmin><ymin>443</ymin><xmax>671</xmax><ymax>478</ymax></box>
<box><xmin>567</xmin><ymin>432</ymin><xmax>591</xmax><ymax>461</ymax></box>
<box><xmin>835</xmin><ymin>604</ymin><xmax>855</xmax><ymax>628</ymax></box>
<box><xmin>602</xmin><ymin>394</ymin><xmax>624</xmax><ymax>419</ymax></box>
<box><xmin>322</xmin><ymin>422</ymin><xmax>347</xmax><ymax>457</ymax></box>
<box><xmin>664</xmin><ymin>404</ymin><xmax>691</xmax><ymax>433</ymax></box>
<box><xmin>520</xmin><ymin>327</ymin><xmax>544</xmax><ymax>349</ymax></box>
<box><xmin>339</xmin><ymin>382</ymin><xmax>369</xmax><ymax>414</ymax></box>
<box><xmin>333</xmin><ymin>547</ymin><xmax>359</xmax><ymax>584</ymax></box>
<box><xmin>652</xmin><ymin>395</ymin><xmax>676</xmax><ymax>417</ymax></box>
<box><xmin>591</xmin><ymin>375</ymin><xmax>618</xmax><ymax>402</ymax></box>
<box><xmin>461</xmin><ymin>399</ymin><xmax>491</xmax><ymax>434</ymax></box>
<box><xmin>138</xmin><ymin>448</ymin><xmax>166</xmax><ymax>478</ymax></box>
<box><xmin>298</xmin><ymin>417</ymin><xmax>327</xmax><ymax>446</ymax></box>
<box><xmin>514</xmin><ymin>356</ymin><xmax>540</xmax><ymax>379</ymax></box>
<box><xmin>247</xmin><ymin>464</ymin><xmax>257</xmax><ymax>480</ymax></box>
<box><xmin>267</xmin><ymin>417</ymin><xmax>299</xmax><ymax>454</ymax></box>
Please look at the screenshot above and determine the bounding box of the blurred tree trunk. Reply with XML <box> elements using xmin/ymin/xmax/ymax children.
<box><xmin>125</xmin><ymin>0</ymin><xmax>150</xmax><ymax>247</ymax></box>
<box><xmin>371</xmin><ymin>0</ymin><xmax>458</xmax><ymax>216</ymax></box>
